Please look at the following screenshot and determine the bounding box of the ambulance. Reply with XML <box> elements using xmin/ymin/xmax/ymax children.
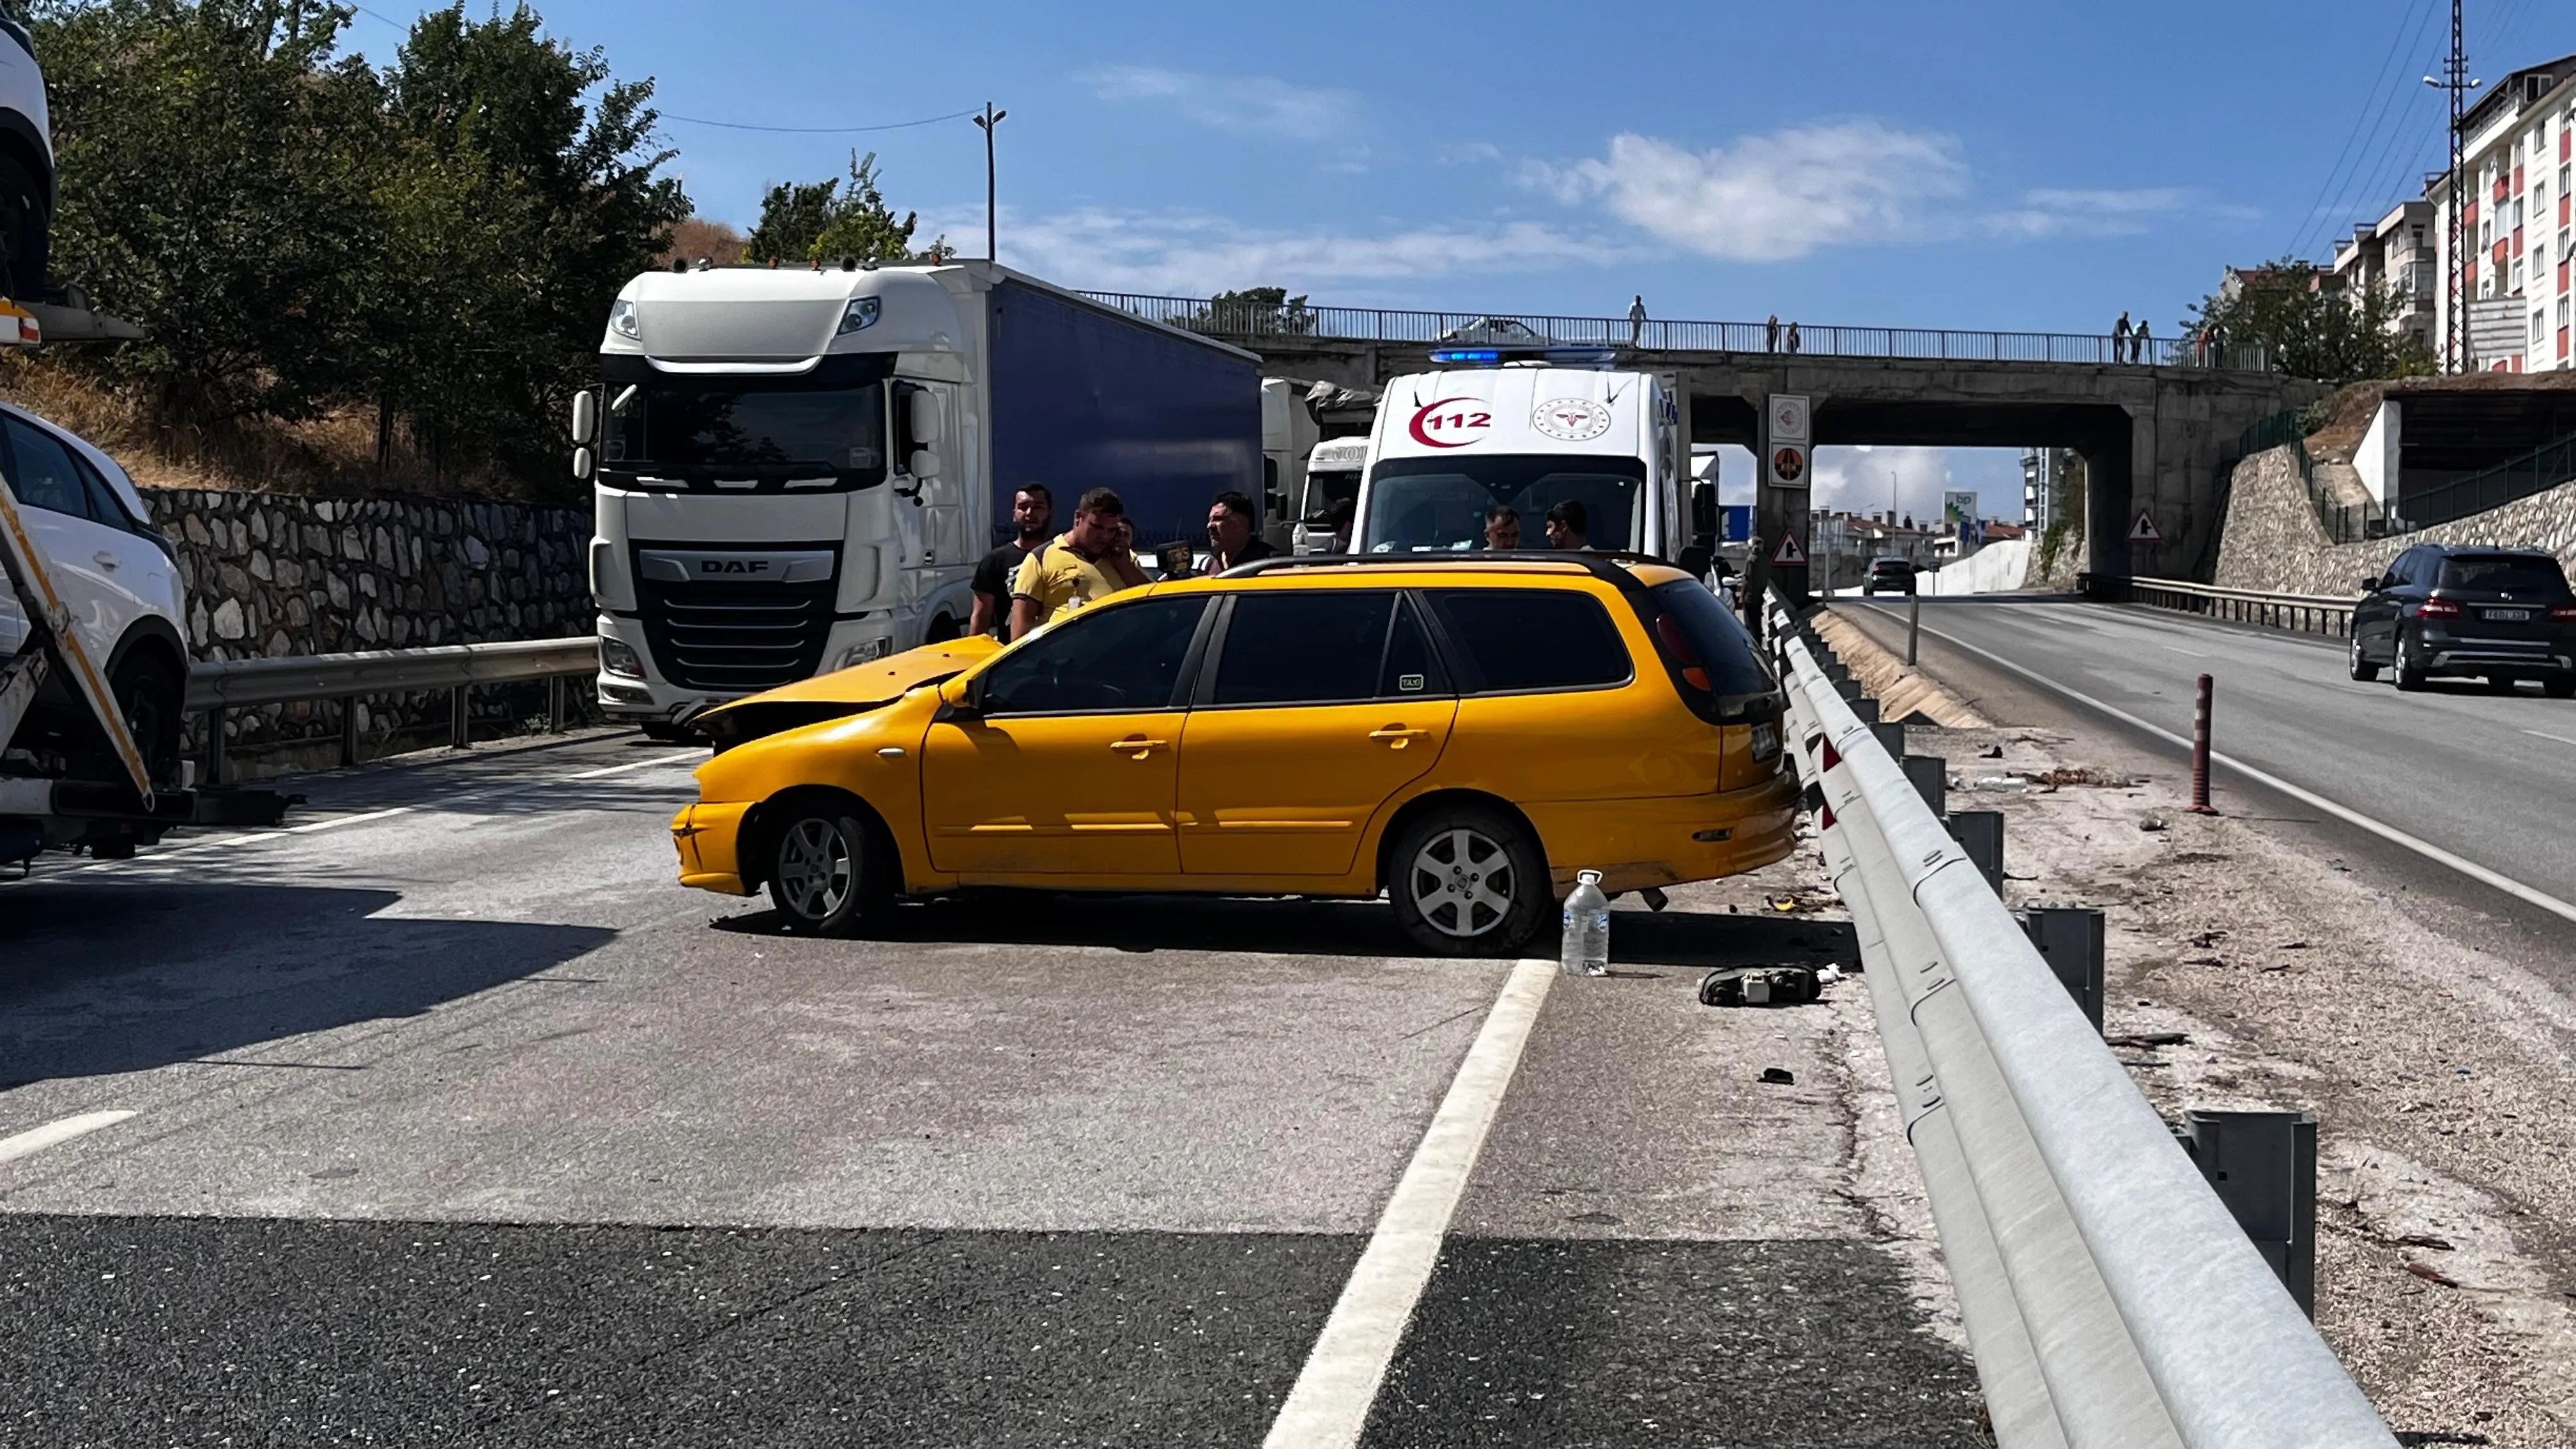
<box><xmin>1352</xmin><ymin>348</ymin><xmax>1705</xmax><ymax>571</ymax></box>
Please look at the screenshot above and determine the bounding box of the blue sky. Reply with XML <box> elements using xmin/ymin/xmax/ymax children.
<box><xmin>349</xmin><ymin>0</ymin><xmax>2573</xmax><ymax>519</ymax></box>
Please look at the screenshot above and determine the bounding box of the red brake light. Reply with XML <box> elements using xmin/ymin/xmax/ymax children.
<box><xmin>1652</xmin><ymin>614</ymin><xmax>1712</xmax><ymax>692</ymax></box>
<box><xmin>2551</xmin><ymin>604</ymin><xmax>2576</xmax><ymax>621</ymax></box>
<box><xmin>2418</xmin><ymin>599</ymin><xmax>2463</xmax><ymax>618</ymax></box>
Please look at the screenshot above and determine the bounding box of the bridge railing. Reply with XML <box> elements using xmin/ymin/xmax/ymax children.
<box><xmin>1080</xmin><ymin>291</ymin><xmax>2273</xmax><ymax>372</ymax></box>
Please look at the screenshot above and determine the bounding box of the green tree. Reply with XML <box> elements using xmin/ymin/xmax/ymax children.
<box><xmin>34</xmin><ymin>0</ymin><xmax>390</xmax><ymax>428</ymax></box>
<box><xmin>744</xmin><ymin>151</ymin><xmax>939</xmax><ymax>266</ymax></box>
<box><xmin>379</xmin><ymin>3</ymin><xmax>689</xmax><ymax>486</ymax></box>
<box><xmin>2184</xmin><ymin>258</ymin><xmax>2434</xmax><ymax>384</ymax></box>
<box><xmin>1190</xmin><ymin>286</ymin><xmax>1316</xmax><ymax>335</ymax></box>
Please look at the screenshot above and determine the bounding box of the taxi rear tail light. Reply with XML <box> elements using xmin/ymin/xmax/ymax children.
<box><xmin>1652</xmin><ymin>614</ymin><xmax>1712</xmax><ymax>692</ymax></box>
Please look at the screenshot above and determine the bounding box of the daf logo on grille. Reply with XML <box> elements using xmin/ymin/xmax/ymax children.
<box><xmin>638</xmin><ymin>549</ymin><xmax>834</xmax><ymax>585</ymax></box>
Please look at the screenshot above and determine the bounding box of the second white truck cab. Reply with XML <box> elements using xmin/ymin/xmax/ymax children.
<box><xmin>1294</xmin><ymin>436</ymin><xmax>1365</xmax><ymax>553</ymax></box>
<box><xmin>1354</xmin><ymin>356</ymin><xmax>1696</xmax><ymax>565</ymax></box>
<box><xmin>1259</xmin><ymin>378</ymin><xmax>1318</xmax><ymax>553</ymax></box>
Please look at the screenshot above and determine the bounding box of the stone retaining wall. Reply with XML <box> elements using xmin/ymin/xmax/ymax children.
<box><xmin>2212</xmin><ymin>447</ymin><xmax>2576</xmax><ymax>595</ymax></box>
<box><xmin>135</xmin><ymin>489</ymin><xmax>594</xmax><ymax>769</ymax></box>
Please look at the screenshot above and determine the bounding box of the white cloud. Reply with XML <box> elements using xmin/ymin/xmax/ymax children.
<box><xmin>969</xmin><ymin>206</ymin><xmax>1622</xmax><ymax>296</ymax></box>
<box><xmin>1080</xmin><ymin>66</ymin><xmax>1359</xmax><ymax>142</ymax></box>
<box><xmin>1529</xmin><ymin>122</ymin><xmax>1969</xmax><ymax>261</ymax></box>
<box><xmin>1984</xmin><ymin>186</ymin><xmax>2195</xmax><ymax>239</ymax></box>
<box><xmin>1811</xmin><ymin>445</ymin><xmax>2027</xmax><ymax>525</ymax></box>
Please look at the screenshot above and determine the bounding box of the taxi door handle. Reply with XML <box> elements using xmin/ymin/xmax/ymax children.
<box><xmin>1368</xmin><ymin>725</ymin><xmax>1429</xmax><ymax>749</ymax></box>
<box><xmin>1109</xmin><ymin>736</ymin><xmax>1167</xmax><ymax>757</ymax></box>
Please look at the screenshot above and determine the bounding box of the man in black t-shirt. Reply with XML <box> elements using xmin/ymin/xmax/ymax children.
<box><xmin>969</xmin><ymin>483</ymin><xmax>1054</xmax><ymax>640</ymax></box>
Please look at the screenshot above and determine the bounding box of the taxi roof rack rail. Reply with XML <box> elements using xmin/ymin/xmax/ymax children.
<box><xmin>1219</xmin><ymin>549</ymin><xmax>1669</xmax><ymax>589</ymax></box>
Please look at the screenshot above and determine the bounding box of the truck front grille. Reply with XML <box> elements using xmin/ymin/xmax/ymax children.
<box><xmin>636</xmin><ymin>576</ymin><xmax>837</xmax><ymax>694</ymax></box>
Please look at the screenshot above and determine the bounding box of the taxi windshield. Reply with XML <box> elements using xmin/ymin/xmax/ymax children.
<box><xmin>1361</xmin><ymin>454</ymin><xmax>1645</xmax><ymax>553</ymax></box>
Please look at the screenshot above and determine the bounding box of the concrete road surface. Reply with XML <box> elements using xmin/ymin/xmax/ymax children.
<box><xmin>1</xmin><ymin>731</ymin><xmax>1979</xmax><ymax>1446</ymax></box>
<box><xmin>1834</xmin><ymin>596</ymin><xmax>2576</xmax><ymax>964</ymax></box>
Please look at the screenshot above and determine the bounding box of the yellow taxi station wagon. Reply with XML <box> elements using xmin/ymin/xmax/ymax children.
<box><xmin>671</xmin><ymin>555</ymin><xmax>1798</xmax><ymax>956</ymax></box>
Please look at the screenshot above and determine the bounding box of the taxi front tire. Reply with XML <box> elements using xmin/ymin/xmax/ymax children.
<box><xmin>763</xmin><ymin>797</ymin><xmax>891</xmax><ymax>937</ymax></box>
<box><xmin>1388</xmin><ymin>802</ymin><xmax>1547</xmax><ymax>958</ymax></box>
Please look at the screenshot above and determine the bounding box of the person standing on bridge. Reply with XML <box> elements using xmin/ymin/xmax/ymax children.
<box><xmin>1627</xmin><ymin>295</ymin><xmax>1648</xmax><ymax>347</ymax></box>
<box><xmin>2112</xmin><ymin>311</ymin><xmax>2132</xmax><ymax>363</ymax></box>
<box><xmin>2133</xmin><ymin>316</ymin><xmax>2151</xmax><ymax>364</ymax></box>
<box><xmin>1765</xmin><ymin>314</ymin><xmax>1781</xmax><ymax>352</ymax></box>
<box><xmin>1784</xmin><ymin>321</ymin><xmax>1801</xmax><ymax>355</ymax></box>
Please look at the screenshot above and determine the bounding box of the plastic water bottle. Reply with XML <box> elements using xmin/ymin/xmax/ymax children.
<box><xmin>1561</xmin><ymin>870</ymin><xmax>1610</xmax><ymax>977</ymax></box>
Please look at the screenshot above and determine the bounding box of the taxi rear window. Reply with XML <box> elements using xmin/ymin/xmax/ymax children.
<box><xmin>1644</xmin><ymin>579</ymin><xmax>1775</xmax><ymax>697</ymax></box>
<box><xmin>1423</xmin><ymin>588</ymin><xmax>1630</xmax><ymax>693</ymax></box>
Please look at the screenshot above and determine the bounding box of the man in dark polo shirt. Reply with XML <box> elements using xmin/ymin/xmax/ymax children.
<box><xmin>968</xmin><ymin>482</ymin><xmax>1052</xmax><ymax>640</ymax></box>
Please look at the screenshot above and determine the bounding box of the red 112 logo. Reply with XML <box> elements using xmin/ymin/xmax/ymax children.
<box><xmin>1408</xmin><ymin>398</ymin><xmax>1493</xmax><ymax>448</ymax></box>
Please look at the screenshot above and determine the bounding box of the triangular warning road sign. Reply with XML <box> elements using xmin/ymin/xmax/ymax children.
<box><xmin>1770</xmin><ymin>532</ymin><xmax>1809</xmax><ymax>565</ymax></box>
<box><xmin>2128</xmin><ymin>508</ymin><xmax>2163</xmax><ymax>543</ymax></box>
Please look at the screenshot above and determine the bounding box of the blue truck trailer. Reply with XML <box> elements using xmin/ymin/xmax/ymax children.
<box><xmin>583</xmin><ymin>261</ymin><xmax>1262</xmax><ymax>732</ymax></box>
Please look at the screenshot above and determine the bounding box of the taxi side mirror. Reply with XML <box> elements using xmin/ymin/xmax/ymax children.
<box><xmin>937</xmin><ymin>673</ymin><xmax>983</xmax><ymax>721</ymax></box>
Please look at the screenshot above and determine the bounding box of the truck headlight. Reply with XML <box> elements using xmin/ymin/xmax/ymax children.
<box><xmin>838</xmin><ymin>297</ymin><xmax>880</xmax><ymax>335</ymax></box>
<box><xmin>601</xmin><ymin>636</ymin><xmax>645</xmax><ymax>678</ymax></box>
<box><xmin>610</xmin><ymin>298</ymin><xmax>641</xmax><ymax>339</ymax></box>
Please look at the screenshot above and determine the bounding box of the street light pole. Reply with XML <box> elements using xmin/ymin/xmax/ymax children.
<box><xmin>972</xmin><ymin>102</ymin><xmax>1008</xmax><ymax>263</ymax></box>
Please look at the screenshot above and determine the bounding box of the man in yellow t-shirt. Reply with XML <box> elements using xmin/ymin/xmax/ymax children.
<box><xmin>1009</xmin><ymin>487</ymin><xmax>1151</xmax><ymax>639</ymax></box>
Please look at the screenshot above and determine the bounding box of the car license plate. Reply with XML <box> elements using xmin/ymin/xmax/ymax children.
<box><xmin>2487</xmin><ymin>608</ymin><xmax>2531</xmax><ymax>622</ymax></box>
<box><xmin>1750</xmin><ymin>721</ymin><xmax>1781</xmax><ymax>762</ymax></box>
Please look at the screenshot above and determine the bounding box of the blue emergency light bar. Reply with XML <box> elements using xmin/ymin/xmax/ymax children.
<box><xmin>1426</xmin><ymin>344</ymin><xmax>1620</xmax><ymax>367</ymax></box>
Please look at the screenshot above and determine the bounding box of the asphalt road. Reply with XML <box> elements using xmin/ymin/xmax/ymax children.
<box><xmin>0</xmin><ymin>731</ymin><xmax>1980</xmax><ymax>1447</ymax></box>
<box><xmin>1834</xmin><ymin>596</ymin><xmax>2576</xmax><ymax>956</ymax></box>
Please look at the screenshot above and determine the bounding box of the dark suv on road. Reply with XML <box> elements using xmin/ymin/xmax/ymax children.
<box><xmin>2349</xmin><ymin>544</ymin><xmax>2576</xmax><ymax>695</ymax></box>
<box><xmin>1861</xmin><ymin>556</ymin><xmax>1918</xmax><ymax>595</ymax></box>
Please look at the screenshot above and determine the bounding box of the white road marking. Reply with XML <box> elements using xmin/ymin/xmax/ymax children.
<box><xmin>7</xmin><ymin>747</ymin><xmax>707</xmax><ymax>882</ymax></box>
<box><xmin>569</xmin><ymin>750</ymin><xmax>704</xmax><ymax>779</ymax></box>
<box><xmin>0</xmin><ymin>1110</ymin><xmax>135</xmax><ymax>1165</ymax></box>
<box><xmin>2524</xmin><ymin>729</ymin><xmax>2576</xmax><ymax>749</ymax></box>
<box><xmin>1262</xmin><ymin>959</ymin><xmax>1554</xmax><ymax>1449</ymax></box>
<box><xmin>1916</xmin><ymin>616</ymin><xmax>2576</xmax><ymax>928</ymax></box>
<box><xmin>2162</xmin><ymin>644</ymin><xmax>2210</xmax><ymax>657</ymax></box>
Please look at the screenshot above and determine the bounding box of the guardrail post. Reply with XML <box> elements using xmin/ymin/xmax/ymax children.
<box><xmin>339</xmin><ymin>697</ymin><xmax>359</xmax><ymax>769</ymax></box>
<box><xmin>204</xmin><ymin>707</ymin><xmax>226</xmax><ymax>788</ymax></box>
<box><xmin>2184</xmin><ymin>1110</ymin><xmax>2319</xmax><ymax>1318</ymax></box>
<box><xmin>1871</xmin><ymin>721</ymin><xmax>1905</xmax><ymax>760</ymax></box>
<box><xmin>450</xmin><ymin>686</ymin><xmax>470</xmax><ymax>750</ymax></box>
<box><xmin>1848</xmin><ymin>695</ymin><xmax>1880</xmax><ymax>726</ymax></box>
<box><xmin>2022</xmin><ymin>906</ymin><xmax>2106</xmax><ymax>1031</ymax></box>
<box><xmin>1901</xmin><ymin>753</ymin><xmax>1946</xmax><ymax>816</ymax></box>
<box><xmin>547</xmin><ymin>675</ymin><xmax>565</xmax><ymax>735</ymax></box>
<box><xmin>1948</xmin><ymin>809</ymin><xmax>2004</xmax><ymax>894</ymax></box>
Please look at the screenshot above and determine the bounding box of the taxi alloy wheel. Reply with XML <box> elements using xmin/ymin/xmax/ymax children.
<box><xmin>1391</xmin><ymin>807</ymin><xmax>1544</xmax><ymax>957</ymax></box>
<box><xmin>770</xmin><ymin>811</ymin><xmax>868</xmax><ymax>936</ymax></box>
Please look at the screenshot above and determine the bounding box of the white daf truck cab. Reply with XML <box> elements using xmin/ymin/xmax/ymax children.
<box><xmin>1294</xmin><ymin>436</ymin><xmax>1366</xmax><ymax>553</ymax></box>
<box><xmin>578</xmin><ymin>260</ymin><xmax>1262</xmax><ymax>737</ymax></box>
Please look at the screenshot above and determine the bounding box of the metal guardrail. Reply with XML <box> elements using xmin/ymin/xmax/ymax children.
<box><xmin>186</xmin><ymin>637</ymin><xmax>600</xmax><ymax>782</ymax></box>
<box><xmin>1765</xmin><ymin>597</ymin><xmax>2395</xmax><ymax>1448</ymax></box>
<box><xmin>1078</xmin><ymin>291</ymin><xmax>2273</xmax><ymax>372</ymax></box>
<box><xmin>2127</xmin><ymin>579</ymin><xmax>2358</xmax><ymax>638</ymax></box>
<box><xmin>2393</xmin><ymin>427</ymin><xmax>2576</xmax><ymax>533</ymax></box>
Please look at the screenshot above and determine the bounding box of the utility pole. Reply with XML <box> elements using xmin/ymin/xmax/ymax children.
<box><xmin>2425</xmin><ymin>1</ymin><xmax>2476</xmax><ymax>374</ymax></box>
<box><xmin>972</xmin><ymin>102</ymin><xmax>1008</xmax><ymax>264</ymax></box>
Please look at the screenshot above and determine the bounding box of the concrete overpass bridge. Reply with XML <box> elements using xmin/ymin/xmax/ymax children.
<box><xmin>1085</xmin><ymin>292</ymin><xmax>2330</xmax><ymax>585</ymax></box>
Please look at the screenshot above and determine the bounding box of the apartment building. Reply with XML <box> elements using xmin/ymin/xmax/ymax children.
<box><xmin>2327</xmin><ymin>200</ymin><xmax>2438</xmax><ymax>356</ymax></box>
<box><xmin>2427</xmin><ymin>53</ymin><xmax>2576</xmax><ymax>372</ymax></box>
